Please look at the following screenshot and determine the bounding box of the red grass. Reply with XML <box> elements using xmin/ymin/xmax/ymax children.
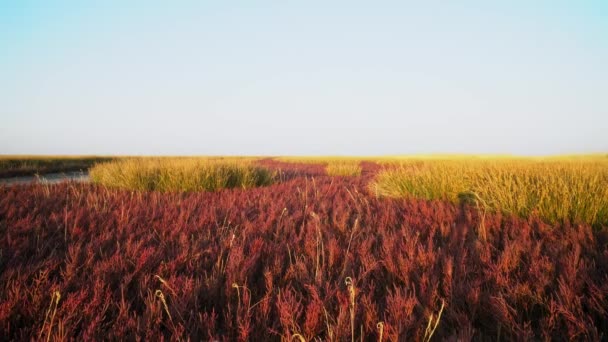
<box><xmin>0</xmin><ymin>162</ymin><xmax>607</xmax><ymax>340</ymax></box>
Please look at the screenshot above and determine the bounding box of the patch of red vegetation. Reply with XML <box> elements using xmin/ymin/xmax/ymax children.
<box><xmin>0</xmin><ymin>162</ymin><xmax>606</xmax><ymax>340</ymax></box>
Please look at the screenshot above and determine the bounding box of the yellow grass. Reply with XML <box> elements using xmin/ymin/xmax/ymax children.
<box><xmin>278</xmin><ymin>154</ymin><xmax>608</xmax><ymax>164</ymax></box>
<box><xmin>90</xmin><ymin>158</ymin><xmax>274</xmax><ymax>192</ymax></box>
<box><xmin>326</xmin><ymin>162</ymin><xmax>362</xmax><ymax>177</ymax></box>
<box><xmin>372</xmin><ymin>157</ymin><xmax>608</xmax><ymax>227</ymax></box>
<box><xmin>277</xmin><ymin>156</ymin><xmax>365</xmax><ymax>164</ymax></box>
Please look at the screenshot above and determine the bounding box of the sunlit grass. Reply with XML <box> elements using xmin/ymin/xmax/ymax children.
<box><xmin>372</xmin><ymin>158</ymin><xmax>608</xmax><ymax>227</ymax></box>
<box><xmin>325</xmin><ymin>161</ymin><xmax>362</xmax><ymax>177</ymax></box>
<box><xmin>90</xmin><ymin>158</ymin><xmax>275</xmax><ymax>192</ymax></box>
<box><xmin>278</xmin><ymin>154</ymin><xmax>608</xmax><ymax>164</ymax></box>
<box><xmin>277</xmin><ymin>156</ymin><xmax>366</xmax><ymax>164</ymax></box>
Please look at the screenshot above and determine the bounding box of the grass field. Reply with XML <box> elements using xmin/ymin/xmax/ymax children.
<box><xmin>0</xmin><ymin>155</ymin><xmax>607</xmax><ymax>340</ymax></box>
<box><xmin>372</xmin><ymin>157</ymin><xmax>608</xmax><ymax>227</ymax></box>
<box><xmin>89</xmin><ymin>158</ymin><xmax>275</xmax><ymax>192</ymax></box>
<box><xmin>325</xmin><ymin>161</ymin><xmax>362</xmax><ymax>177</ymax></box>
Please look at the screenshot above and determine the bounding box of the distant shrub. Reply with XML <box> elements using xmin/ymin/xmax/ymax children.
<box><xmin>372</xmin><ymin>159</ymin><xmax>608</xmax><ymax>227</ymax></box>
<box><xmin>90</xmin><ymin>158</ymin><xmax>275</xmax><ymax>192</ymax></box>
<box><xmin>326</xmin><ymin>162</ymin><xmax>362</xmax><ymax>177</ymax></box>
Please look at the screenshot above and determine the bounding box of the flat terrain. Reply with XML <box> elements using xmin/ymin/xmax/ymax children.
<box><xmin>0</xmin><ymin>157</ymin><xmax>606</xmax><ymax>340</ymax></box>
<box><xmin>0</xmin><ymin>156</ymin><xmax>112</xmax><ymax>178</ymax></box>
<box><xmin>0</xmin><ymin>171</ymin><xmax>89</xmax><ymax>186</ymax></box>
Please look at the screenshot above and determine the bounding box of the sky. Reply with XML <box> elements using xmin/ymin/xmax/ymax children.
<box><xmin>1</xmin><ymin>1</ymin><xmax>607</xmax><ymax>156</ymax></box>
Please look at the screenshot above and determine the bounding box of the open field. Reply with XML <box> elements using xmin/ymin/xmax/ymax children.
<box><xmin>0</xmin><ymin>157</ymin><xmax>607</xmax><ymax>340</ymax></box>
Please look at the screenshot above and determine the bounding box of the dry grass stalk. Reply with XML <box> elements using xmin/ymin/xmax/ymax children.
<box><xmin>345</xmin><ymin>277</ymin><xmax>356</xmax><ymax>342</ymax></box>
<box><xmin>155</xmin><ymin>289</ymin><xmax>175</xmax><ymax>329</ymax></box>
<box><xmin>291</xmin><ymin>333</ymin><xmax>306</xmax><ymax>341</ymax></box>
<box><xmin>423</xmin><ymin>299</ymin><xmax>445</xmax><ymax>342</ymax></box>
<box><xmin>39</xmin><ymin>290</ymin><xmax>61</xmax><ymax>342</ymax></box>
<box><xmin>376</xmin><ymin>322</ymin><xmax>384</xmax><ymax>342</ymax></box>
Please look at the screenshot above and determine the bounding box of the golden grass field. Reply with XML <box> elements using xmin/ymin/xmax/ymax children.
<box><xmin>89</xmin><ymin>157</ymin><xmax>275</xmax><ymax>192</ymax></box>
<box><xmin>278</xmin><ymin>154</ymin><xmax>608</xmax><ymax>227</ymax></box>
<box><xmin>4</xmin><ymin>154</ymin><xmax>607</xmax><ymax>226</ymax></box>
<box><xmin>325</xmin><ymin>161</ymin><xmax>362</xmax><ymax>177</ymax></box>
<box><xmin>371</xmin><ymin>156</ymin><xmax>608</xmax><ymax>227</ymax></box>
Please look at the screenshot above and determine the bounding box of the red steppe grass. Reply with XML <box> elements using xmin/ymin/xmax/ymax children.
<box><xmin>0</xmin><ymin>161</ymin><xmax>607</xmax><ymax>340</ymax></box>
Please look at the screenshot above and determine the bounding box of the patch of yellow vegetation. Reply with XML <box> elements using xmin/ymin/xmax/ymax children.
<box><xmin>325</xmin><ymin>161</ymin><xmax>362</xmax><ymax>177</ymax></box>
<box><xmin>90</xmin><ymin>157</ymin><xmax>274</xmax><ymax>192</ymax></box>
<box><xmin>372</xmin><ymin>157</ymin><xmax>608</xmax><ymax>227</ymax></box>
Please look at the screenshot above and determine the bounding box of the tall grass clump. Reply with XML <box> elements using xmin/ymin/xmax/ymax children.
<box><xmin>90</xmin><ymin>158</ymin><xmax>275</xmax><ymax>192</ymax></box>
<box><xmin>326</xmin><ymin>161</ymin><xmax>362</xmax><ymax>177</ymax></box>
<box><xmin>372</xmin><ymin>159</ymin><xmax>608</xmax><ymax>227</ymax></box>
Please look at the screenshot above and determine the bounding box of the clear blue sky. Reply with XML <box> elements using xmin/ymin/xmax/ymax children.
<box><xmin>1</xmin><ymin>1</ymin><xmax>607</xmax><ymax>155</ymax></box>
